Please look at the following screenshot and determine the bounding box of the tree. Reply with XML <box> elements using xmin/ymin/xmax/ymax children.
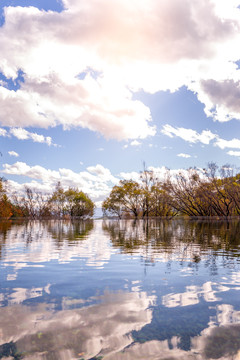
<box><xmin>50</xmin><ymin>182</ymin><xmax>66</xmax><ymax>218</ymax></box>
<box><xmin>64</xmin><ymin>188</ymin><xmax>95</xmax><ymax>218</ymax></box>
<box><xmin>102</xmin><ymin>180</ymin><xmax>144</xmax><ymax>219</ymax></box>
<box><xmin>0</xmin><ymin>178</ymin><xmax>13</xmax><ymax>219</ymax></box>
<box><xmin>140</xmin><ymin>164</ymin><xmax>156</xmax><ymax>218</ymax></box>
<box><xmin>102</xmin><ymin>193</ymin><xmax>123</xmax><ymax>219</ymax></box>
<box><xmin>49</xmin><ymin>184</ymin><xmax>95</xmax><ymax>219</ymax></box>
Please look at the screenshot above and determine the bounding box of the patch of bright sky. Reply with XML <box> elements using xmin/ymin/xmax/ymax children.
<box><xmin>77</xmin><ymin>69</ymin><xmax>103</xmax><ymax>81</ymax></box>
<box><xmin>133</xmin><ymin>88</ymin><xmax>240</xmax><ymax>168</ymax></box>
<box><xmin>0</xmin><ymin>70</ymin><xmax>24</xmax><ymax>91</ymax></box>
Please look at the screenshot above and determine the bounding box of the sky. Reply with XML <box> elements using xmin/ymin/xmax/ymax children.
<box><xmin>1</xmin><ymin>0</ymin><xmax>240</xmax><ymax>206</ymax></box>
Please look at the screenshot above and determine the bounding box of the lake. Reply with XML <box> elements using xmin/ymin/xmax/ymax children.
<box><xmin>0</xmin><ymin>219</ymin><xmax>240</xmax><ymax>360</ymax></box>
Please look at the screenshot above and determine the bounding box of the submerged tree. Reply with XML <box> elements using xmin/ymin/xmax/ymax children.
<box><xmin>0</xmin><ymin>181</ymin><xmax>95</xmax><ymax>220</ymax></box>
<box><xmin>49</xmin><ymin>184</ymin><xmax>95</xmax><ymax>219</ymax></box>
<box><xmin>102</xmin><ymin>174</ymin><xmax>174</xmax><ymax>219</ymax></box>
<box><xmin>102</xmin><ymin>163</ymin><xmax>240</xmax><ymax>219</ymax></box>
<box><xmin>64</xmin><ymin>188</ymin><xmax>95</xmax><ymax>218</ymax></box>
<box><xmin>102</xmin><ymin>180</ymin><xmax>144</xmax><ymax>219</ymax></box>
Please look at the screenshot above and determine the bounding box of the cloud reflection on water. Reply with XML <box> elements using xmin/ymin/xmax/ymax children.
<box><xmin>0</xmin><ymin>290</ymin><xmax>155</xmax><ymax>360</ymax></box>
<box><xmin>0</xmin><ymin>219</ymin><xmax>240</xmax><ymax>359</ymax></box>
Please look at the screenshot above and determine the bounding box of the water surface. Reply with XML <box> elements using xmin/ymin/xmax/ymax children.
<box><xmin>0</xmin><ymin>219</ymin><xmax>240</xmax><ymax>359</ymax></box>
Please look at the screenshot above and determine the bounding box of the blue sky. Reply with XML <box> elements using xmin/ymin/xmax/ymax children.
<box><xmin>1</xmin><ymin>0</ymin><xmax>240</xmax><ymax>205</ymax></box>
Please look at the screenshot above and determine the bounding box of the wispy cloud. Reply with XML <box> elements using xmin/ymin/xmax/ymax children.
<box><xmin>177</xmin><ymin>153</ymin><xmax>191</xmax><ymax>158</ymax></box>
<box><xmin>161</xmin><ymin>124</ymin><xmax>240</xmax><ymax>153</ymax></box>
<box><xmin>0</xmin><ymin>128</ymin><xmax>8</xmax><ymax>137</ymax></box>
<box><xmin>8</xmin><ymin>151</ymin><xmax>19</xmax><ymax>157</ymax></box>
<box><xmin>161</xmin><ymin>125</ymin><xmax>217</xmax><ymax>145</ymax></box>
<box><xmin>130</xmin><ymin>140</ymin><xmax>141</xmax><ymax>146</ymax></box>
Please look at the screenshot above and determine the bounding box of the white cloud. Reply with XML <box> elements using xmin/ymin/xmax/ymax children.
<box><xmin>10</xmin><ymin>128</ymin><xmax>53</xmax><ymax>145</ymax></box>
<box><xmin>195</xmin><ymin>79</ymin><xmax>240</xmax><ymax>122</ymax></box>
<box><xmin>227</xmin><ymin>150</ymin><xmax>240</xmax><ymax>156</ymax></box>
<box><xmin>2</xmin><ymin>161</ymin><xmax>209</xmax><ymax>204</ymax></box>
<box><xmin>10</xmin><ymin>128</ymin><xmax>30</xmax><ymax>140</ymax></box>
<box><xmin>161</xmin><ymin>125</ymin><xmax>217</xmax><ymax>144</ymax></box>
<box><xmin>130</xmin><ymin>140</ymin><xmax>141</xmax><ymax>146</ymax></box>
<box><xmin>119</xmin><ymin>166</ymin><xmax>205</xmax><ymax>184</ymax></box>
<box><xmin>118</xmin><ymin>171</ymin><xmax>140</xmax><ymax>182</ymax></box>
<box><xmin>8</xmin><ymin>151</ymin><xmax>19</xmax><ymax>157</ymax></box>
<box><xmin>177</xmin><ymin>153</ymin><xmax>191</xmax><ymax>158</ymax></box>
<box><xmin>0</xmin><ymin>128</ymin><xmax>8</xmax><ymax>137</ymax></box>
<box><xmin>0</xmin><ymin>127</ymin><xmax>55</xmax><ymax>145</ymax></box>
<box><xmin>214</xmin><ymin>137</ymin><xmax>240</xmax><ymax>149</ymax></box>
<box><xmin>2</xmin><ymin>162</ymin><xmax>120</xmax><ymax>202</ymax></box>
<box><xmin>0</xmin><ymin>0</ymin><xmax>240</xmax><ymax>139</ymax></box>
<box><xmin>87</xmin><ymin>164</ymin><xmax>119</xmax><ymax>184</ymax></box>
<box><xmin>162</xmin><ymin>124</ymin><xmax>240</xmax><ymax>152</ymax></box>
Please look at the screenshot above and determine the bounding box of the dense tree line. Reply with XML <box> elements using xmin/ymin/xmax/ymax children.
<box><xmin>0</xmin><ymin>180</ymin><xmax>95</xmax><ymax>219</ymax></box>
<box><xmin>102</xmin><ymin>163</ymin><xmax>240</xmax><ymax>219</ymax></box>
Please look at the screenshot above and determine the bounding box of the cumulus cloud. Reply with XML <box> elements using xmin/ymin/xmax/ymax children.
<box><xmin>214</xmin><ymin>137</ymin><xmax>240</xmax><ymax>149</ymax></box>
<box><xmin>118</xmin><ymin>171</ymin><xmax>140</xmax><ymax>182</ymax></box>
<box><xmin>2</xmin><ymin>162</ymin><xmax>120</xmax><ymax>202</ymax></box>
<box><xmin>8</xmin><ymin>151</ymin><xmax>19</xmax><ymax>157</ymax></box>
<box><xmin>0</xmin><ymin>127</ymin><xmax>54</xmax><ymax>145</ymax></box>
<box><xmin>2</xmin><ymin>161</ymin><xmax>209</xmax><ymax>204</ymax></box>
<box><xmin>10</xmin><ymin>128</ymin><xmax>53</xmax><ymax>145</ymax></box>
<box><xmin>87</xmin><ymin>164</ymin><xmax>119</xmax><ymax>184</ymax></box>
<box><xmin>0</xmin><ymin>0</ymin><xmax>240</xmax><ymax>140</ymax></box>
<box><xmin>196</xmin><ymin>79</ymin><xmax>240</xmax><ymax>122</ymax></box>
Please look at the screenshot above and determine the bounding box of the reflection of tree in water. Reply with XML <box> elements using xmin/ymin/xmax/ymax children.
<box><xmin>0</xmin><ymin>220</ymin><xmax>31</xmax><ymax>261</ymax></box>
<box><xmin>103</xmin><ymin>219</ymin><xmax>240</xmax><ymax>272</ymax></box>
<box><xmin>46</xmin><ymin>219</ymin><xmax>94</xmax><ymax>245</ymax></box>
<box><xmin>102</xmin><ymin>219</ymin><xmax>240</xmax><ymax>355</ymax></box>
<box><xmin>0</xmin><ymin>221</ymin><xmax>13</xmax><ymax>261</ymax></box>
<box><xmin>0</xmin><ymin>220</ymin><xmax>94</xmax><ymax>262</ymax></box>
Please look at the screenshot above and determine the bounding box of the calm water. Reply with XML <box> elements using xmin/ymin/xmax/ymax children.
<box><xmin>0</xmin><ymin>219</ymin><xmax>240</xmax><ymax>360</ymax></box>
